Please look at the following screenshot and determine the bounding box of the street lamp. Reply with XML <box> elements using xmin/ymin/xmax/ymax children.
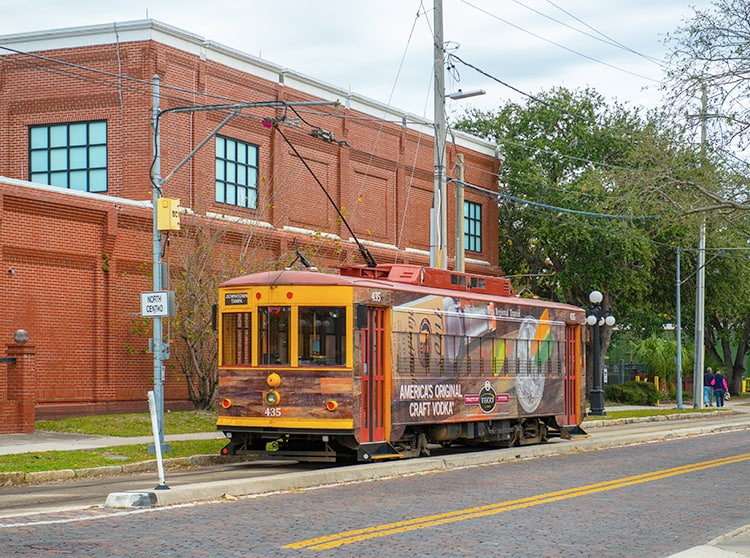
<box><xmin>586</xmin><ymin>290</ymin><xmax>615</xmax><ymax>416</ymax></box>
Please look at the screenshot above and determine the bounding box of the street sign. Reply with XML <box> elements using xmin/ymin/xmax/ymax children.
<box><xmin>140</xmin><ymin>291</ymin><xmax>174</xmax><ymax>318</ymax></box>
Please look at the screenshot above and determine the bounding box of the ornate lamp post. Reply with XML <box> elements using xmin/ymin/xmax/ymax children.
<box><xmin>586</xmin><ymin>290</ymin><xmax>615</xmax><ymax>416</ymax></box>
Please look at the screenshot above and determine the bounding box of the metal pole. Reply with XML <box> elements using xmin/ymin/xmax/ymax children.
<box><xmin>693</xmin><ymin>219</ymin><xmax>706</xmax><ymax>408</ymax></box>
<box><xmin>694</xmin><ymin>85</ymin><xmax>708</xmax><ymax>409</ymax></box>
<box><xmin>431</xmin><ymin>0</ymin><xmax>447</xmax><ymax>269</ymax></box>
<box><xmin>455</xmin><ymin>154</ymin><xmax>465</xmax><ymax>272</ymax></box>
<box><xmin>675</xmin><ymin>247</ymin><xmax>683</xmax><ymax>410</ymax></box>
<box><xmin>151</xmin><ymin>75</ymin><xmax>168</xmax><ymax>452</ymax></box>
<box><xmin>148</xmin><ymin>391</ymin><xmax>169</xmax><ymax>489</ymax></box>
<box><xmin>590</xmin><ymin>315</ymin><xmax>605</xmax><ymax>416</ymax></box>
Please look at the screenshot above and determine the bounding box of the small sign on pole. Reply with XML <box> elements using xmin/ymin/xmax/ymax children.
<box><xmin>140</xmin><ymin>291</ymin><xmax>174</xmax><ymax>318</ymax></box>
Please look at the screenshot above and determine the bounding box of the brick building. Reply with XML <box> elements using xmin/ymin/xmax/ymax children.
<box><xmin>0</xmin><ymin>20</ymin><xmax>501</xmax><ymax>422</ymax></box>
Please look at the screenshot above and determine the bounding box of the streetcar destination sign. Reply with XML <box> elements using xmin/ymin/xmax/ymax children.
<box><xmin>140</xmin><ymin>291</ymin><xmax>174</xmax><ymax>317</ymax></box>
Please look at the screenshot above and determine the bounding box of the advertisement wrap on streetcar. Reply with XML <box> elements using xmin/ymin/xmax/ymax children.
<box><xmin>216</xmin><ymin>263</ymin><xmax>586</xmax><ymax>462</ymax></box>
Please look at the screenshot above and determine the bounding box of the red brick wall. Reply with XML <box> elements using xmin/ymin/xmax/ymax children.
<box><xmin>0</xmin><ymin>29</ymin><xmax>501</xmax><ymax>418</ymax></box>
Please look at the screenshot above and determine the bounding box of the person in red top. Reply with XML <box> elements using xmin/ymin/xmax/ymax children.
<box><xmin>712</xmin><ymin>371</ymin><xmax>729</xmax><ymax>408</ymax></box>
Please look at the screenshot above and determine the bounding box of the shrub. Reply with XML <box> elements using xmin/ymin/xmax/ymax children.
<box><xmin>605</xmin><ymin>381</ymin><xmax>660</xmax><ymax>406</ymax></box>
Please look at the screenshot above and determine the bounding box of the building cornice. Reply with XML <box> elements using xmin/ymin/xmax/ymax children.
<box><xmin>0</xmin><ymin>19</ymin><xmax>498</xmax><ymax>157</ymax></box>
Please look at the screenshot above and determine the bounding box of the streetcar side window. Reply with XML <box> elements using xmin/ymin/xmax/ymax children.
<box><xmin>259</xmin><ymin>306</ymin><xmax>291</xmax><ymax>365</ymax></box>
<box><xmin>298</xmin><ymin>306</ymin><xmax>346</xmax><ymax>366</ymax></box>
<box><xmin>221</xmin><ymin>312</ymin><xmax>252</xmax><ymax>366</ymax></box>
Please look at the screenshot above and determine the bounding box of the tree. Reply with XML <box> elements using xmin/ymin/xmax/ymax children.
<box><xmin>631</xmin><ymin>335</ymin><xmax>693</xmax><ymax>393</ymax></box>
<box><xmin>169</xmin><ymin>219</ymin><xmax>251</xmax><ymax>410</ymax></box>
<box><xmin>702</xmin><ymin>223</ymin><xmax>750</xmax><ymax>394</ymax></box>
<box><xmin>663</xmin><ymin>0</ymin><xmax>750</xmax><ymax>156</ymax></box>
<box><xmin>662</xmin><ymin>0</ymin><xmax>750</xmax><ymax>393</ymax></box>
<box><xmin>454</xmin><ymin>87</ymin><xmax>705</xmax><ymax>395</ymax></box>
<box><xmin>168</xmin><ymin>216</ymin><xmax>335</xmax><ymax>409</ymax></box>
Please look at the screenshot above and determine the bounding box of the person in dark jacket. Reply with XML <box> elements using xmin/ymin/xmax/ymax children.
<box><xmin>703</xmin><ymin>367</ymin><xmax>715</xmax><ymax>407</ymax></box>
<box><xmin>712</xmin><ymin>370</ymin><xmax>729</xmax><ymax>408</ymax></box>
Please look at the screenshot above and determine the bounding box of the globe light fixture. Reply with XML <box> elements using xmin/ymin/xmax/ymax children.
<box><xmin>586</xmin><ymin>291</ymin><xmax>615</xmax><ymax>416</ymax></box>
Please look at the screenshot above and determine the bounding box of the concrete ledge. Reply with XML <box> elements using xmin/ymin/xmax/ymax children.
<box><xmin>583</xmin><ymin>409</ymin><xmax>739</xmax><ymax>429</ymax></box>
<box><xmin>0</xmin><ymin>454</ymin><xmax>240</xmax><ymax>487</ymax></box>
<box><xmin>104</xmin><ymin>491</ymin><xmax>158</xmax><ymax>508</ymax></box>
<box><xmin>75</xmin><ymin>465</ymin><xmax>124</xmax><ymax>478</ymax></box>
<box><xmin>25</xmin><ymin>469</ymin><xmax>75</xmax><ymax>484</ymax></box>
<box><xmin>121</xmin><ymin>460</ymin><xmax>157</xmax><ymax>474</ymax></box>
<box><xmin>0</xmin><ymin>471</ymin><xmax>24</xmax><ymax>486</ymax></box>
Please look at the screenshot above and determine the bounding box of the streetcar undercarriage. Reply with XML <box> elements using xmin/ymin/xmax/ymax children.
<box><xmin>220</xmin><ymin>417</ymin><xmax>568</xmax><ymax>463</ymax></box>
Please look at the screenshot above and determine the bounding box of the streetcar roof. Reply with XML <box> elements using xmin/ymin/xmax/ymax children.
<box><xmin>219</xmin><ymin>265</ymin><xmax>584</xmax><ymax>316</ymax></box>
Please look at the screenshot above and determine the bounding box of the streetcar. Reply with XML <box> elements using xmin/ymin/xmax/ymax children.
<box><xmin>216</xmin><ymin>262</ymin><xmax>586</xmax><ymax>462</ymax></box>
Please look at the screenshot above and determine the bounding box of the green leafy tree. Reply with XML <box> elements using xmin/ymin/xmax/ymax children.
<box><xmin>631</xmin><ymin>335</ymin><xmax>693</xmax><ymax>392</ymax></box>
<box><xmin>454</xmin><ymin>87</ymin><xmax>705</xmax><ymax>394</ymax></box>
<box><xmin>662</xmin><ymin>0</ymin><xmax>750</xmax><ymax>393</ymax></box>
<box><xmin>702</xmin><ymin>224</ymin><xmax>750</xmax><ymax>394</ymax></box>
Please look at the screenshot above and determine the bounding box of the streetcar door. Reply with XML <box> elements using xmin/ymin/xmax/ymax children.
<box><xmin>359</xmin><ymin>306</ymin><xmax>386</xmax><ymax>443</ymax></box>
<box><xmin>563</xmin><ymin>324</ymin><xmax>580</xmax><ymax>425</ymax></box>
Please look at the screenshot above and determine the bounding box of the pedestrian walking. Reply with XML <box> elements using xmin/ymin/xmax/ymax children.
<box><xmin>703</xmin><ymin>367</ymin><xmax>715</xmax><ymax>407</ymax></box>
<box><xmin>711</xmin><ymin>370</ymin><xmax>729</xmax><ymax>408</ymax></box>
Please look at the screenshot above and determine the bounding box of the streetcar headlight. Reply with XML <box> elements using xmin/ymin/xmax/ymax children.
<box><xmin>325</xmin><ymin>399</ymin><xmax>338</xmax><ymax>412</ymax></box>
<box><xmin>220</xmin><ymin>398</ymin><xmax>232</xmax><ymax>409</ymax></box>
<box><xmin>264</xmin><ymin>390</ymin><xmax>281</xmax><ymax>406</ymax></box>
<box><xmin>266</xmin><ymin>372</ymin><xmax>281</xmax><ymax>388</ymax></box>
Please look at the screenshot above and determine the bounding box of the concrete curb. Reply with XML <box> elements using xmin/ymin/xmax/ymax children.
<box><xmin>582</xmin><ymin>409</ymin><xmax>739</xmax><ymax>429</ymax></box>
<box><xmin>0</xmin><ymin>454</ymin><xmax>243</xmax><ymax>487</ymax></box>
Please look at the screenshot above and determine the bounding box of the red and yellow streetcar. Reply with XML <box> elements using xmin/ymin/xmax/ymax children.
<box><xmin>216</xmin><ymin>263</ymin><xmax>586</xmax><ymax>462</ymax></box>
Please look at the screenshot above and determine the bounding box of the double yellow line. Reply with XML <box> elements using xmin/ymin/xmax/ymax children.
<box><xmin>286</xmin><ymin>452</ymin><xmax>750</xmax><ymax>550</ymax></box>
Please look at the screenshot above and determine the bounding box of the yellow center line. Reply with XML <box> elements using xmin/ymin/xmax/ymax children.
<box><xmin>285</xmin><ymin>452</ymin><xmax>750</xmax><ymax>550</ymax></box>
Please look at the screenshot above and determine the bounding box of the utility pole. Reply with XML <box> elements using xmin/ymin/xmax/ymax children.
<box><xmin>693</xmin><ymin>85</ymin><xmax>707</xmax><ymax>409</ymax></box>
<box><xmin>431</xmin><ymin>0</ymin><xmax>448</xmax><ymax>269</ymax></box>
<box><xmin>151</xmin><ymin>75</ymin><xmax>169</xmax><ymax>452</ymax></box>
<box><xmin>675</xmin><ymin>247</ymin><xmax>683</xmax><ymax>410</ymax></box>
<box><xmin>693</xmin><ymin>220</ymin><xmax>706</xmax><ymax>408</ymax></box>
<box><xmin>455</xmin><ymin>154</ymin><xmax>465</xmax><ymax>272</ymax></box>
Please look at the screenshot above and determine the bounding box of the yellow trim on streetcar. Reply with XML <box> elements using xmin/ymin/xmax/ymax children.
<box><xmin>217</xmin><ymin>417</ymin><xmax>354</xmax><ymax>429</ymax></box>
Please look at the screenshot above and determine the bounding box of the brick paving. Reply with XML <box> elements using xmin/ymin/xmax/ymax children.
<box><xmin>0</xmin><ymin>429</ymin><xmax>747</xmax><ymax>557</ymax></box>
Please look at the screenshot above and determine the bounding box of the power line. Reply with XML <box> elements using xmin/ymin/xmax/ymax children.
<box><xmin>457</xmin><ymin>0</ymin><xmax>659</xmax><ymax>83</ymax></box>
<box><xmin>542</xmin><ymin>0</ymin><xmax>664</xmax><ymax>66</ymax></box>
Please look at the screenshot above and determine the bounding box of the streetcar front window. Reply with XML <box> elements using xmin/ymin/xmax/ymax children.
<box><xmin>221</xmin><ymin>312</ymin><xmax>252</xmax><ymax>366</ymax></box>
<box><xmin>259</xmin><ymin>306</ymin><xmax>291</xmax><ymax>365</ymax></box>
<box><xmin>298</xmin><ymin>306</ymin><xmax>346</xmax><ymax>366</ymax></box>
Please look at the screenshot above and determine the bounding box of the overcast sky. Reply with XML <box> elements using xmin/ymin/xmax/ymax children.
<box><xmin>0</xmin><ymin>0</ymin><xmax>714</xmax><ymax>118</ymax></box>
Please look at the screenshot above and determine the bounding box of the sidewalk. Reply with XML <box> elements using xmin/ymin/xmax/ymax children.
<box><xmin>0</xmin><ymin>430</ymin><xmax>223</xmax><ymax>456</ymax></box>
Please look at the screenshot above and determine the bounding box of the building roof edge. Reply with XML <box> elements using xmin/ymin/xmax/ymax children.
<box><xmin>0</xmin><ymin>19</ymin><xmax>499</xmax><ymax>157</ymax></box>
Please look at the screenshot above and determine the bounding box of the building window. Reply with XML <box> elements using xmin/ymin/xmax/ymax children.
<box><xmin>464</xmin><ymin>200</ymin><xmax>482</xmax><ymax>252</ymax></box>
<box><xmin>29</xmin><ymin>121</ymin><xmax>107</xmax><ymax>192</ymax></box>
<box><xmin>216</xmin><ymin>136</ymin><xmax>258</xmax><ymax>209</ymax></box>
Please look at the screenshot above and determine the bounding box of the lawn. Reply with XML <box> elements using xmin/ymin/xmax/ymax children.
<box><xmin>1</xmin><ymin>411</ymin><xmax>224</xmax><ymax>474</ymax></box>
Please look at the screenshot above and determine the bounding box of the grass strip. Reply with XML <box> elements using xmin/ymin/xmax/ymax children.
<box><xmin>0</xmin><ymin>439</ymin><xmax>227</xmax><ymax>473</ymax></box>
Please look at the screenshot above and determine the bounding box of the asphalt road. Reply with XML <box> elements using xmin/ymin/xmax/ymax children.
<box><xmin>0</xmin><ymin>420</ymin><xmax>748</xmax><ymax>557</ymax></box>
<box><xmin>0</xmin><ymin>460</ymin><xmax>321</xmax><ymax>519</ymax></box>
<box><xmin>0</xmin><ymin>410</ymin><xmax>746</xmax><ymax>520</ymax></box>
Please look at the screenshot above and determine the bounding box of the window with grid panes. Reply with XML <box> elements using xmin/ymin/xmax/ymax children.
<box><xmin>464</xmin><ymin>200</ymin><xmax>482</xmax><ymax>252</ymax></box>
<box><xmin>29</xmin><ymin>121</ymin><xmax>107</xmax><ymax>192</ymax></box>
<box><xmin>215</xmin><ymin>135</ymin><xmax>258</xmax><ymax>209</ymax></box>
